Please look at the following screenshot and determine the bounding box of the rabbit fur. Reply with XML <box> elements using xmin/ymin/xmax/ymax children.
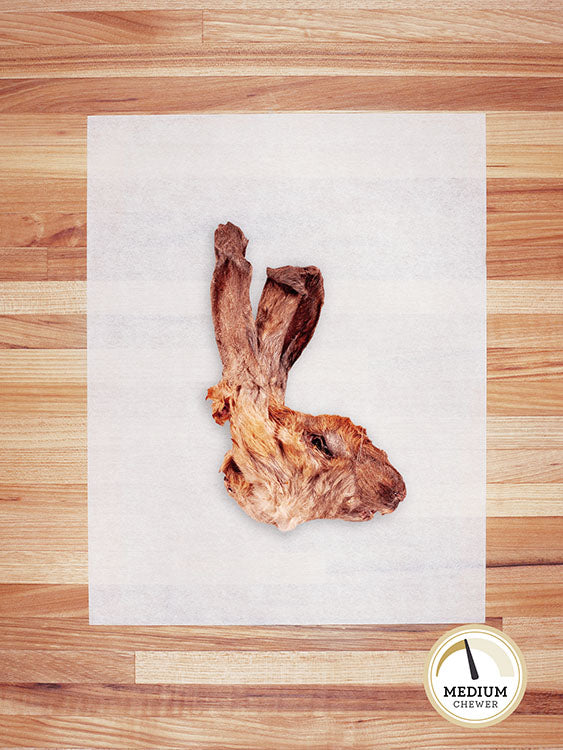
<box><xmin>207</xmin><ymin>222</ymin><xmax>406</xmax><ymax>532</ymax></box>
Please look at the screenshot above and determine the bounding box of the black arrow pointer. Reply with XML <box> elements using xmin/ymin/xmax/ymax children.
<box><xmin>464</xmin><ymin>638</ymin><xmax>479</xmax><ymax>680</ymax></box>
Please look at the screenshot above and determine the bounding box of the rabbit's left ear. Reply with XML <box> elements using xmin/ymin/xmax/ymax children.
<box><xmin>256</xmin><ymin>265</ymin><xmax>324</xmax><ymax>400</ymax></box>
<box><xmin>211</xmin><ymin>223</ymin><xmax>259</xmax><ymax>378</ymax></box>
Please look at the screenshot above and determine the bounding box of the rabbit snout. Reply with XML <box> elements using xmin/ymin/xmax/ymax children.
<box><xmin>355</xmin><ymin>456</ymin><xmax>406</xmax><ymax>516</ymax></box>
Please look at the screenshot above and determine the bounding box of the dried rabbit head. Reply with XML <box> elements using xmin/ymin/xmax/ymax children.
<box><xmin>207</xmin><ymin>222</ymin><xmax>406</xmax><ymax>532</ymax></box>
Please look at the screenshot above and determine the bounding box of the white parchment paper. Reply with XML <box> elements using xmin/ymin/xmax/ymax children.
<box><xmin>87</xmin><ymin>113</ymin><xmax>486</xmax><ymax>624</ymax></box>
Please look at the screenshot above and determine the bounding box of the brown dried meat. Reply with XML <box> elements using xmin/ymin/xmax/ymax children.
<box><xmin>207</xmin><ymin>222</ymin><xmax>406</xmax><ymax>531</ymax></box>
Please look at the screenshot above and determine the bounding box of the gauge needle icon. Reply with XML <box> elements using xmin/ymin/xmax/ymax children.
<box><xmin>464</xmin><ymin>638</ymin><xmax>479</xmax><ymax>680</ymax></box>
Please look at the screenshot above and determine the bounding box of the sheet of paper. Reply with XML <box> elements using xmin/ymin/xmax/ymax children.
<box><xmin>87</xmin><ymin>113</ymin><xmax>486</xmax><ymax>624</ymax></box>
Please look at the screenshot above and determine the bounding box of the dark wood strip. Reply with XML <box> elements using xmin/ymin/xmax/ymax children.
<box><xmin>0</xmin><ymin>713</ymin><xmax>560</xmax><ymax>749</ymax></box>
<box><xmin>0</xmin><ymin>11</ymin><xmax>202</xmax><ymax>46</ymax></box>
<box><xmin>487</xmin><ymin>179</ymin><xmax>563</xmax><ymax>213</ymax></box>
<box><xmin>0</xmin><ymin>618</ymin><xmax>501</xmax><ymax>652</ymax></box>
<box><xmin>487</xmin><ymin>518</ymin><xmax>563</xmax><ymax>566</ymax></box>
<box><xmin>0</xmin><ymin>683</ymin><xmax>558</xmax><ymax>715</ymax></box>
<box><xmin>0</xmin><ymin>651</ymin><xmax>135</xmax><ymax>683</ymax></box>
<box><xmin>0</xmin><ymin>248</ymin><xmax>47</xmax><ymax>280</ymax></box>
<box><xmin>0</xmin><ymin>76</ymin><xmax>562</xmax><ymax>114</ymax></box>
<box><xmin>0</xmin><ymin>212</ymin><xmax>86</xmax><ymax>248</ymax></box>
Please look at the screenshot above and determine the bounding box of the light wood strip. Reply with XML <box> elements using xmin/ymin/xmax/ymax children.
<box><xmin>487</xmin><ymin>381</ymin><xmax>563</xmax><ymax>416</ymax></box>
<box><xmin>135</xmin><ymin>650</ymin><xmax>424</xmax><ymax>684</ymax></box>
<box><xmin>0</xmin><ymin>212</ymin><xmax>86</xmax><ymax>247</ymax></box>
<box><xmin>487</xmin><ymin>565</ymin><xmax>562</xmax><ymax>584</ymax></box>
<box><xmin>0</xmin><ymin>551</ymin><xmax>86</xmax><ymax>583</ymax></box>
<box><xmin>2</xmin><ymin>282</ymin><xmax>561</xmax><ymax>316</ymax></box>
<box><xmin>488</xmin><ymin>145</ymin><xmax>563</xmax><ymax>178</ymax></box>
<box><xmin>504</xmin><ymin>617</ymin><xmax>563</xmax><ymax>648</ymax></box>
<box><xmin>0</xmin><ymin>713</ymin><xmax>560</xmax><ymax>750</ymax></box>
<box><xmin>0</xmin><ymin>583</ymin><xmax>88</xmax><ymax>618</ymax></box>
<box><xmin>0</xmin><ymin>385</ymin><xmax>85</xmax><ymax>416</ymax></box>
<box><xmin>0</xmin><ymin>517</ymin><xmax>86</xmax><ymax>550</ymax></box>
<box><xmin>487</xmin><ymin>418</ymin><xmax>563</xmax><ymax>449</ymax></box>
<box><xmin>0</xmin><ymin>350</ymin><xmax>84</xmax><ymax>381</ymax></box>
<box><xmin>487</xmin><ymin>451</ymin><xmax>562</xmax><ymax>483</ymax></box>
<box><xmin>0</xmin><ymin>282</ymin><xmax>85</xmax><ymax>313</ymax></box>
<box><xmin>1</xmin><ymin>0</ymin><xmax>561</xmax><ymax>9</ymax></box>
<box><xmin>0</xmin><ymin>314</ymin><xmax>85</xmax><ymax>348</ymax></box>
<box><xmin>486</xmin><ymin>582</ymin><xmax>563</xmax><ymax>617</ymax></box>
<box><xmin>0</xmin><ymin>417</ymin><xmax>85</xmax><ymax>448</ymax></box>
<box><xmin>0</xmin><ymin>619</ymin><xmax>501</xmax><ymax>653</ymax></box>
<box><xmin>488</xmin><ymin>113</ymin><xmax>563</xmax><ymax>145</ymax></box>
<box><xmin>487</xmin><ymin>282</ymin><xmax>563</xmax><ymax>313</ymax></box>
<box><xmin>487</xmin><ymin>485</ymin><xmax>563</xmax><ymax>516</ymax></box>
<box><xmin>0</xmin><ymin>482</ymin><xmax>85</xmax><ymax>505</ymax></box>
<box><xmin>0</xmin><ymin>650</ymin><xmax>134</xmax><ymax>683</ymax></box>
<box><xmin>487</xmin><ymin>348</ymin><xmax>562</xmax><ymax>380</ymax></box>
<box><xmin>1</xmin><ymin>77</ymin><xmax>562</xmax><ymax>114</ymax></box>
<box><xmin>488</xmin><ymin>315</ymin><xmax>562</xmax><ymax>348</ymax></box>
<box><xmin>0</xmin><ymin>449</ymin><xmax>85</xmax><ymax>481</ymax></box>
<box><xmin>204</xmin><ymin>9</ymin><xmax>563</xmax><ymax>44</ymax></box>
<box><xmin>1</xmin><ymin>43</ymin><xmax>562</xmax><ymax>79</ymax></box>
<box><xmin>136</xmin><ymin>649</ymin><xmax>563</xmax><ymax>688</ymax></box>
<box><xmin>0</xmin><ymin>11</ymin><xmax>201</xmax><ymax>46</ymax></box>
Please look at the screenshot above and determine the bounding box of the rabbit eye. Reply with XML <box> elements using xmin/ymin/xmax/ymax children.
<box><xmin>309</xmin><ymin>433</ymin><xmax>334</xmax><ymax>458</ymax></box>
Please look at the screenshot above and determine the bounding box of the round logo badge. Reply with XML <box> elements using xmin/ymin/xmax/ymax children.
<box><xmin>424</xmin><ymin>624</ymin><xmax>526</xmax><ymax>727</ymax></box>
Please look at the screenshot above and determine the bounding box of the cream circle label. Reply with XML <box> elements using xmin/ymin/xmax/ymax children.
<box><xmin>424</xmin><ymin>624</ymin><xmax>527</xmax><ymax>727</ymax></box>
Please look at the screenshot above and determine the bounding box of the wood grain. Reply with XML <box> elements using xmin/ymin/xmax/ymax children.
<box><xmin>136</xmin><ymin>649</ymin><xmax>563</xmax><ymax>688</ymax></box>
<box><xmin>203</xmin><ymin>9</ymin><xmax>563</xmax><ymax>44</ymax></box>
<box><xmin>1</xmin><ymin>77</ymin><xmax>562</xmax><ymax>114</ymax></box>
<box><xmin>139</xmin><ymin>650</ymin><xmax>429</xmax><ymax>685</ymax></box>
<box><xmin>0</xmin><ymin>6</ymin><xmax>561</xmax><ymax>748</ymax></box>
<box><xmin>0</xmin><ymin>713</ymin><xmax>560</xmax><ymax>749</ymax></box>
<box><xmin>2</xmin><ymin>43</ymin><xmax>563</xmax><ymax>78</ymax></box>
<box><xmin>503</xmin><ymin>617</ymin><xmax>563</xmax><ymax>648</ymax></box>
<box><xmin>0</xmin><ymin>650</ymin><xmax>135</xmax><ymax>683</ymax></box>
<box><xmin>0</xmin><ymin>11</ymin><xmax>202</xmax><ymax>46</ymax></box>
<box><xmin>2</xmin><ymin>281</ymin><xmax>561</xmax><ymax>315</ymax></box>
<box><xmin>1</xmin><ymin>0</ymin><xmax>562</xmax><ymax>9</ymax></box>
<box><xmin>0</xmin><ymin>212</ymin><xmax>86</xmax><ymax>247</ymax></box>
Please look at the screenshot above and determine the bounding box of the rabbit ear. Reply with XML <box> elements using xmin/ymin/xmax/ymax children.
<box><xmin>211</xmin><ymin>223</ymin><xmax>259</xmax><ymax>376</ymax></box>
<box><xmin>256</xmin><ymin>265</ymin><xmax>324</xmax><ymax>398</ymax></box>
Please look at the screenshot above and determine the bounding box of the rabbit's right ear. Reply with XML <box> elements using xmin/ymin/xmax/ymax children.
<box><xmin>256</xmin><ymin>265</ymin><xmax>324</xmax><ymax>400</ymax></box>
